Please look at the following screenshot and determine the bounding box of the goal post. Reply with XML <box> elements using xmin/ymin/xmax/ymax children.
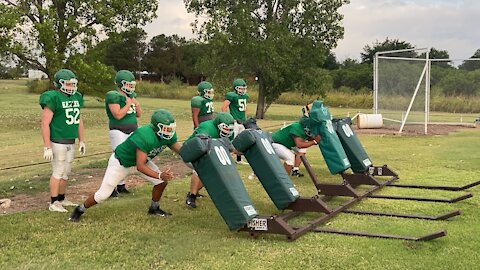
<box><xmin>374</xmin><ymin>48</ymin><xmax>429</xmax><ymax>134</ymax></box>
<box><xmin>374</xmin><ymin>48</ymin><xmax>480</xmax><ymax>135</ymax></box>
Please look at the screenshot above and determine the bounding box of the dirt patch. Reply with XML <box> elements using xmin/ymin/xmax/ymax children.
<box><xmin>1</xmin><ymin>157</ymin><xmax>191</xmax><ymax>215</ymax></box>
<box><xmin>354</xmin><ymin>123</ymin><xmax>476</xmax><ymax>136</ymax></box>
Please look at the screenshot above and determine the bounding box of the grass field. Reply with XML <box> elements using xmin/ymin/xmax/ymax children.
<box><xmin>1</xmin><ymin>79</ymin><xmax>479</xmax><ymax>269</ymax></box>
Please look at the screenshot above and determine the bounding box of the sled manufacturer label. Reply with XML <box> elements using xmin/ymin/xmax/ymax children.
<box><xmin>343</xmin><ymin>158</ymin><xmax>350</xmax><ymax>166</ymax></box>
<box><xmin>363</xmin><ymin>159</ymin><xmax>372</xmax><ymax>166</ymax></box>
<box><xmin>248</xmin><ymin>218</ymin><xmax>268</xmax><ymax>231</ymax></box>
<box><xmin>243</xmin><ymin>205</ymin><xmax>257</xmax><ymax>216</ymax></box>
<box><xmin>289</xmin><ymin>187</ymin><xmax>299</xmax><ymax>197</ymax></box>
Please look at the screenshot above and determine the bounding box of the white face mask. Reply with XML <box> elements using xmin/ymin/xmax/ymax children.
<box><xmin>121</xmin><ymin>80</ymin><xmax>136</xmax><ymax>94</ymax></box>
<box><xmin>235</xmin><ymin>86</ymin><xmax>247</xmax><ymax>95</ymax></box>
<box><xmin>203</xmin><ymin>88</ymin><xmax>214</xmax><ymax>100</ymax></box>
<box><xmin>218</xmin><ymin>123</ymin><xmax>234</xmax><ymax>137</ymax></box>
<box><xmin>59</xmin><ymin>78</ymin><xmax>78</xmax><ymax>95</ymax></box>
<box><xmin>156</xmin><ymin>122</ymin><xmax>176</xmax><ymax>140</ymax></box>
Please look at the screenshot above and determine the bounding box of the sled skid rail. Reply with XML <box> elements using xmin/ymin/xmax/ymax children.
<box><xmin>386</xmin><ymin>180</ymin><xmax>480</xmax><ymax>191</ymax></box>
<box><xmin>367</xmin><ymin>193</ymin><xmax>473</xmax><ymax>203</ymax></box>
<box><xmin>343</xmin><ymin>209</ymin><xmax>461</xmax><ymax>221</ymax></box>
<box><xmin>312</xmin><ymin>228</ymin><xmax>447</xmax><ymax>241</ymax></box>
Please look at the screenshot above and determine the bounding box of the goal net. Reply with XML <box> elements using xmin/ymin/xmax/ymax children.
<box><xmin>374</xmin><ymin>48</ymin><xmax>480</xmax><ymax>134</ymax></box>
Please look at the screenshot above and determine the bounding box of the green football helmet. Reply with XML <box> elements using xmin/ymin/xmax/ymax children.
<box><xmin>197</xmin><ymin>81</ymin><xmax>214</xmax><ymax>100</ymax></box>
<box><xmin>115</xmin><ymin>70</ymin><xmax>136</xmax><ymax>95</ymax></box>
<box><xmin>214</xmin><ymin>112</ymin><xmax>234</xmax><ymax>138</ymax></box>
<box><xmin>233</xmin><ymin>78</ymin><xmax>247</xmax><ymax>95</ymax></box>
<box><xmin>54</xmin><ymin>69</ymin><xmax>78</xmax><ymax>95</ymax></box>
<box><xmin>151</xmin><ymin>109</ymin><xmax>176</xmax><ymax>140</ymax></box>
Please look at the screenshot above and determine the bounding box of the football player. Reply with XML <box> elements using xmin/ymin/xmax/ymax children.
<box><xmin>271</xmin><ymin>121</ymin><xmax>321</xmax><ymax>175</ymax></box>
<box><xmin>69</xmin><ymin>109</ymin><xmax>180</xmax><ymax>222</ymax></box>
<box><xmin>221</xmin><ymin>78</ymin><xmax>249</xmax><ymax>164</ymax></box>
<box><xmin>105</xmin><ymin>70</ymin><xmax>142</xmax><ymax>196</ymax></box>
<box><xmin>40</xmin><ymin>69</ymin><xmax>85</xmax><ymax>213</ymax></box>
<box><xmin>185</xmin><ymin>112</ymin><xmax>235</xmax><ymax>209</ymax></box>
<box><xmin>191</xmin><ymin>81</ymin><xmax>214</xmax><ymax>129</ymax></box>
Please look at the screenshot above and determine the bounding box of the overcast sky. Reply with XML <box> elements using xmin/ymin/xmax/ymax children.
<box><xmin>144</xmin><ymin>0</ymin><xmax>480</xmax><ymax>61</ymax></box>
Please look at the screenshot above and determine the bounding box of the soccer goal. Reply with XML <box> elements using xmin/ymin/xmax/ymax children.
<box><xmin>373</xmin><ymin>48</ymin><xmax>480</xmax><ymax>134</ymax></box>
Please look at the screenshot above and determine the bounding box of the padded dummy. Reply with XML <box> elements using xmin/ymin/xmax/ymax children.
<box><xmin>333</xmin><ymin>118</ymin><xmax>372</xmax><ymax>173</ymax></box>
<box><xmin>307</xmin><ymin>102</ymin><xmax>351</xmax><ymax>174</ymax></box>
<box><xmin>234</xmin><ymin>129</ymin><xmax>300</xmax><ymax>210</ymax></box>
<box><xmin>179</xmin><ymin>136</ymin><xmax>257</xmax><ymax>231</ymax></box>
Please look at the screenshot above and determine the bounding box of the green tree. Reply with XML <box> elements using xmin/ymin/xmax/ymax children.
<box><xmin>361</xmin><ymin>38</ymin><xmax>416</xmax><ymax>64</ymax></box>
<box><xmin>103</xmin><ymin>28</ymin><xmax>147</xmax><ymax>72</ymax></box>
<box><xmin>0</xmin><ymin>0</ymin><xmax>157</xmax><ymax>80</ymax></box>
<box><xmin>333</xmin><ymin>63</ymin><xmax>372</xmax><ymax>91</ymax></box>
<box><xmin>459</xmin><ymin>49</ymin><xmax>480</xmax><ymax>71</ymax></box>
<box><xmin>143</xmin><ymin>34</ymin><xmax>187</xmax><ymax>82</ymax></box>
<box><xmin>323</xmin><ymin>51</ymin><xmax>339</xmax><ymax>70</ymax></box>
<box><xmin>185</xmin><ymin>0</ymin><xmax>349</xmax><ymax>118</ymax></box>
<box><xmin>66</xmin><ymin>55</ymin><xmax>116</xmax><ymax>97</ymax></box>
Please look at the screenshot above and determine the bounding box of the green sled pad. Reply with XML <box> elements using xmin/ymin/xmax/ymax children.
<box><xmin>233</xmin><ymin>129</ymin><xmax>300</xmax><ymax>210</ymax></box>
<box><xmin>333</xmin><ymin>118</ymin><xmax>372</xmax><ymax>173</ymax></box>
<box><xmin>178</xmin><ymin>135</ymin><xmax>210</xmax><ymax>163</ymax></box>
<box><xmin>180</xmin><ymin>136</ymin><xmax>258</xmax><ymax>231</ymax></box>
<box><xmin>317</xmin><ymin>119</ymin><xmax>351</xmax><ymax>174</ymax></box>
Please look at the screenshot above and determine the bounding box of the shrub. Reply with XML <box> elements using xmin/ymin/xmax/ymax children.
<box><xmin>27</xmin><ymin>79</ymin><xmax>51</xmax><ymax>94</ymax></box>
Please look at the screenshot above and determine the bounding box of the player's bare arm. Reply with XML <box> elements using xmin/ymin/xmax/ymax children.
<box><xmin>168</xmin><ymin>142</ymin><xmax>182</xmax><ymax>155</ymax></box>
<box><xmin>294</xmin><ymin>135</ymin><xmax>319</xmax><ymax>149</ymax></box>
<box><xmin>108</xmin><ymin>97</ymin><xmax>133</xmax><ymax>120</ymax></box>
<box><xmin>191</xmin><ymin>107</ymin><xmax>200</xmax><ymax>128</ymax></box>
<box><xmin>41</xmin><ymin>107</ymin><xmax>54</xmax><ymax>149</ymax></box>
<box><xmin>136</xmin><ymin>149</ymin><xmax>174</xmax><ymax>181</ymax></box>
<box><xmin>221</xmin><ymin>100</ymin><xmax>230</xmax><ymax>112</ymax></box>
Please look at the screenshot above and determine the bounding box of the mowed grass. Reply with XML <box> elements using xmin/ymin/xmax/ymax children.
<box><xmin>0</xmin><ymin>79</ymin><xmax>480</xmax><ymax>269</ymax></box>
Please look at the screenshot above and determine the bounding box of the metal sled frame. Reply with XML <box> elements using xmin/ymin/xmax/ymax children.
<box><xmin>238</xmin><ymin>157</ymin><xmax>448</xmax><ymax>242</ymax></box>
<box><xmin>300</xmin><ymin>156</ymin><xmax>460</xmax><ymax>219</ymax></box>
<box><xmin>313</xmin><ymin>163</ymin><xmax>473</xmax><ymax>204</ymax></box>
<box><xmin>365</xmin><ymin>164</ymin><xmax>480</xmax><ymax>191</ymax></box>
<box><xmin>239</xmin><ymin>175</ymin><xmax>446</xmax><ymax>241</ymax></box>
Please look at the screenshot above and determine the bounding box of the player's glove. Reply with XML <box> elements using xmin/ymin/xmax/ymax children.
<box><xmin>43</xmin><ymin>147</ymin><xmax>53</xmax><ymax>161</ymax></box>
<box><xmin>79</xmin><ymin>141</ymin><xmax>86</xmax><ymax>155</ymax></box>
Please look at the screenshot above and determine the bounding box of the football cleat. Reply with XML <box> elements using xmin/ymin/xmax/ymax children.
<box><xmin>185</xmin><ymin>192</ymin><xmax>197</xmax><ymax>208</ymax></box>
<box><xmin>291</xmin><ymin>170</ymin><xmax>304</xmax><ymax>177</ymax></box>
<box><xmin>110</xmin><ymin>188</ymin><xmax>119</xmax><ymax>198</ymax></box>
<box><xmin>49</xmin><ymin>201</ymin><xmax>68</xmax><ymax>213</ymax></box>
<box><xmin>68</xmin><ymin>206</ymin><xmax>85</xmax><ymax>222</ymax></box>
<box><xmin>147</xmin><ymin>207</ymin><xmax>172</xmax><ymax>217</ymax></box>
<box><xmin>116</xmin><ymin>184</ymin><xmax>130</xmax><ymax>194</ymax></box>
<box><xmin>68</xmin><ymin>206</ymin><xmax>84</xmax><ymax>222</ymax></box>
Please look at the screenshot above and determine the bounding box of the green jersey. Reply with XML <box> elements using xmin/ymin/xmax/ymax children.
<box><xmin>225</xmin><ymin>91</ymin><xmax>249</xmax><ymax>121</ymax></box>
<box><xmin>271</xmin><ymin>122</ymin><xmax>308</xmax><ymax>149</ymax></box>
<box><xmin>191</xmin><ymin>95</ymin><xmax>214</xmax><ymax>123</ymax></box>
<box><xmin>105</xmin><ymin>90</ymin><xmax>138</xmax><ymax>126</ymax></box>
<box><xmin>39</xmin><ymin>90</ymin><xmax>84</xmax><ymax>141</ymax></box>
<box><xmin>114</xmin><ymin>125</ymin><xmax>178</xmax><ymax>167</ymax></box>
<box><xmin>187</xmin><ymin>120</ymin><xmax>233</xmax><ymax>141</ymax></box>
